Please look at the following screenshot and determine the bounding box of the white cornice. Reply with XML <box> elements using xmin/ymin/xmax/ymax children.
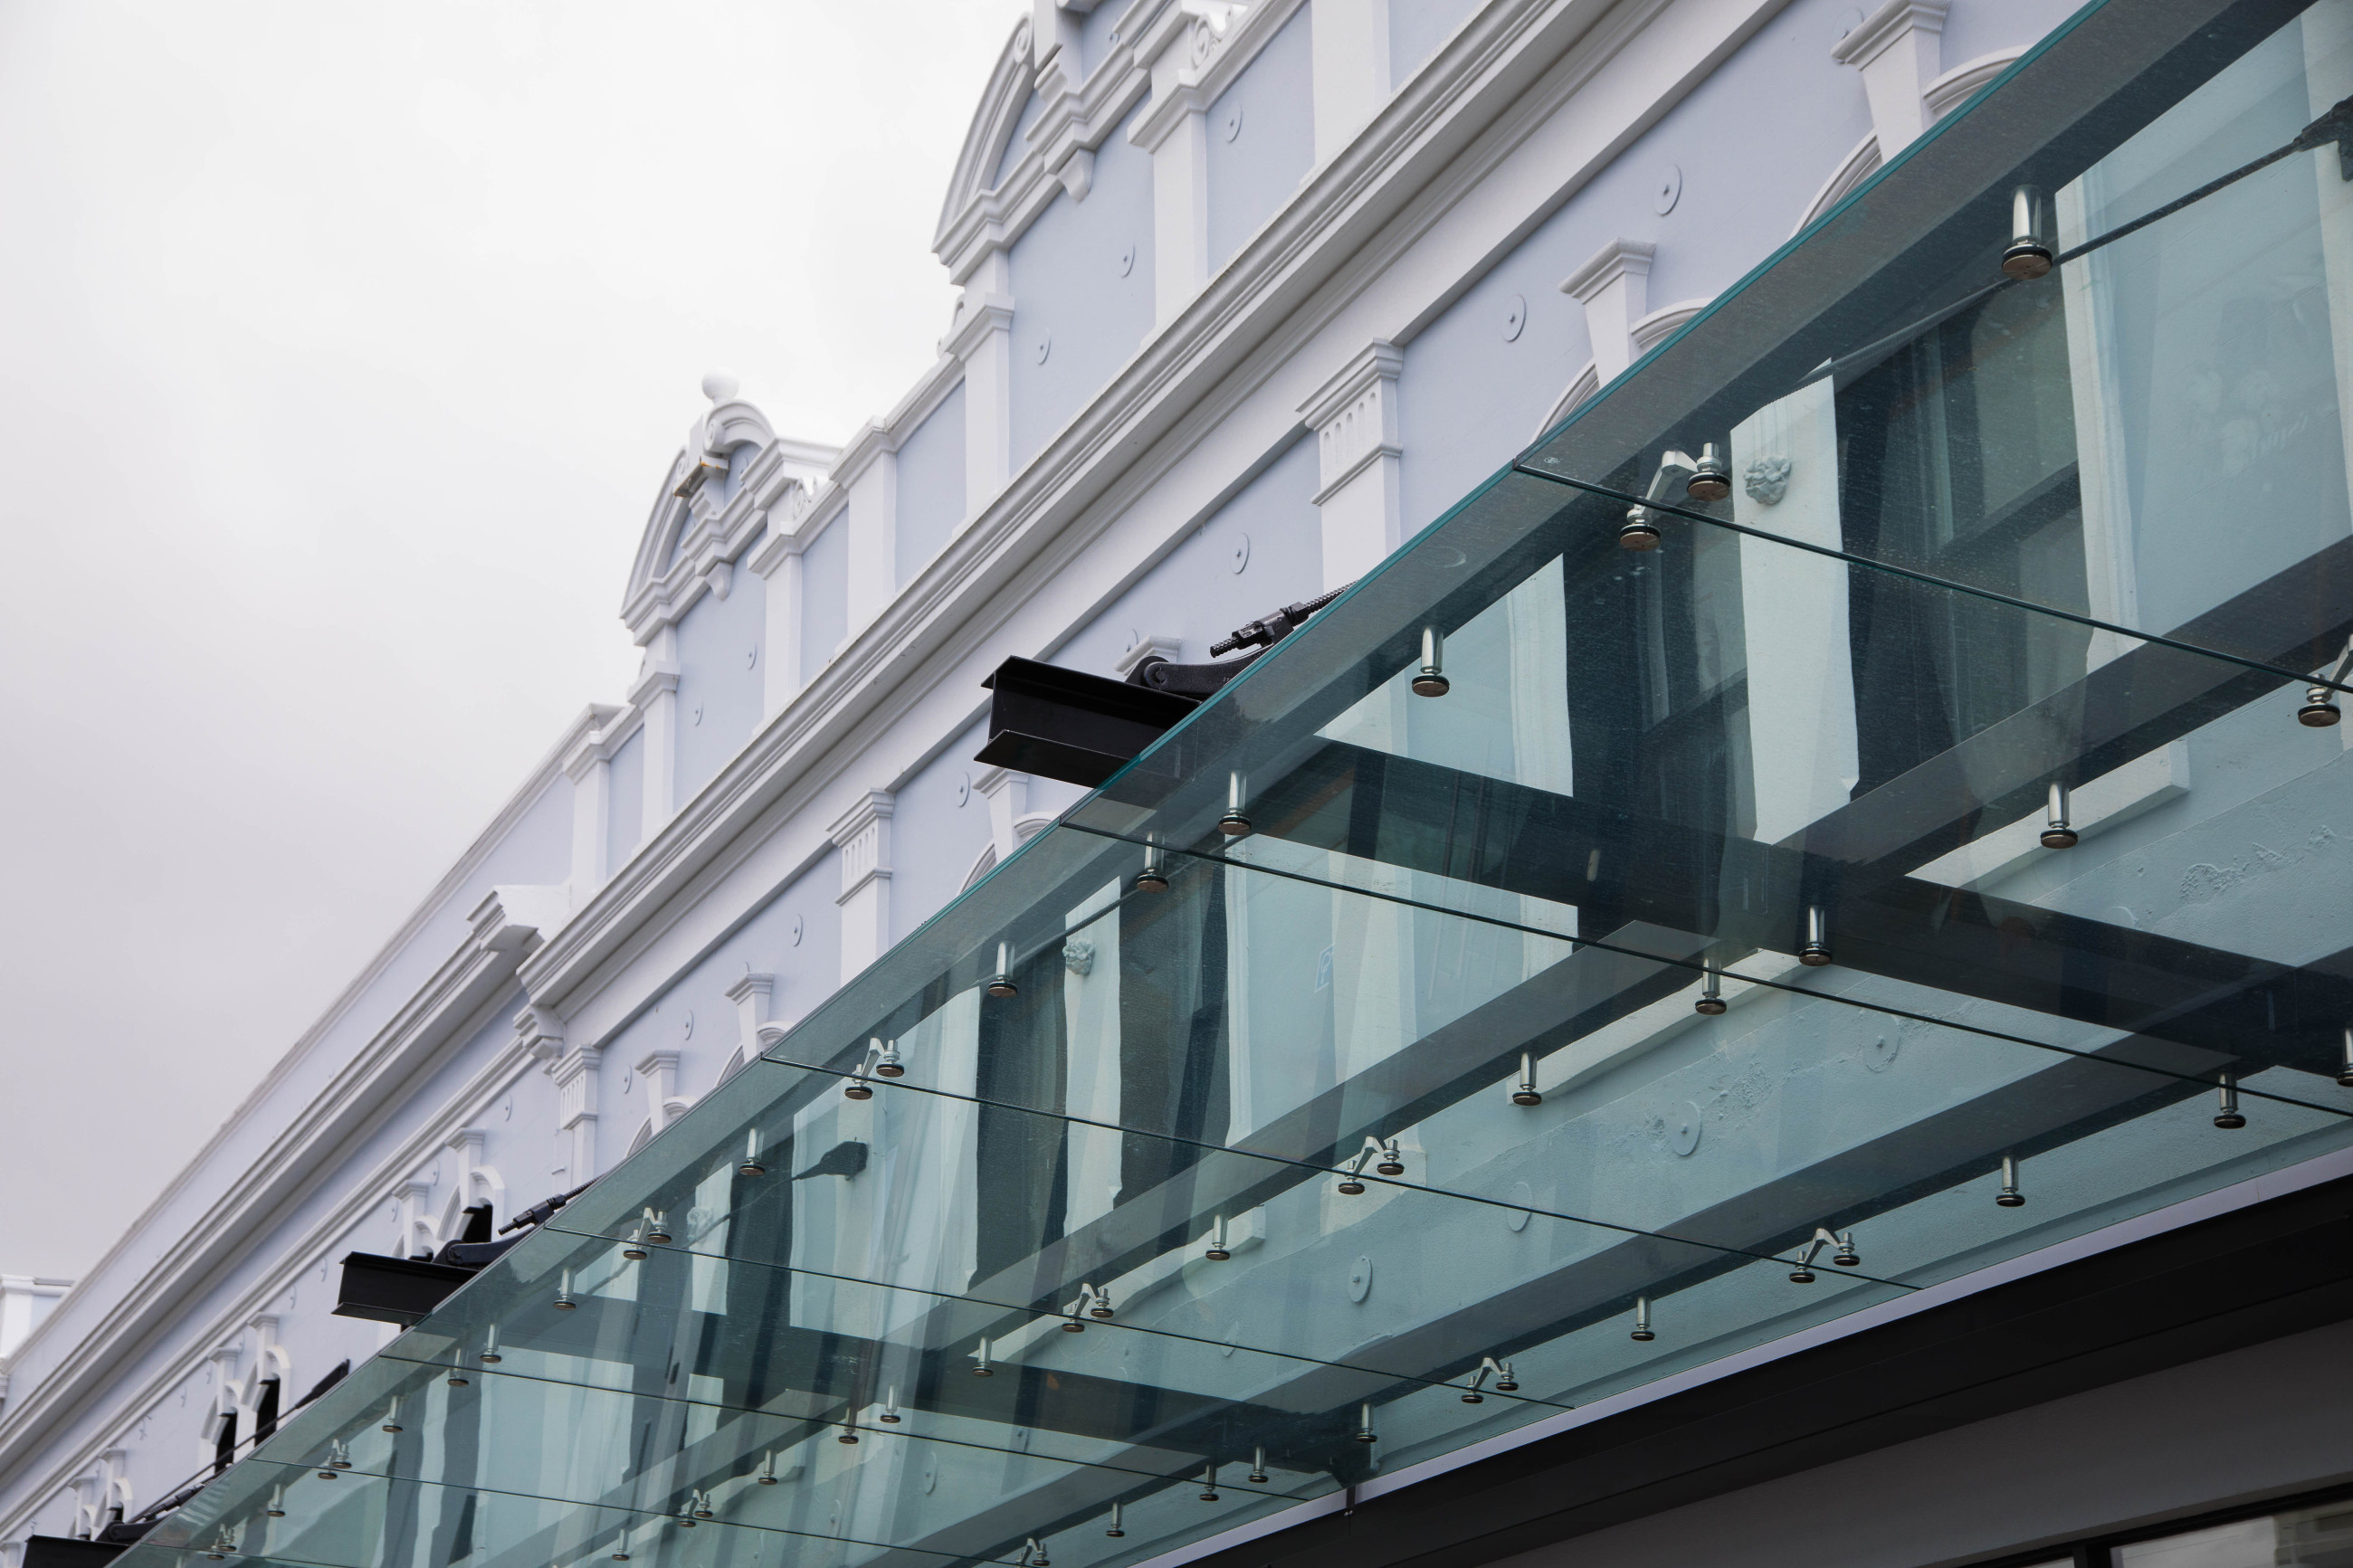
<box><xmin>1127</xmin><ymin>0</ymin><xmax>1307</xmax><ymax>154</ymax></box>
<box><xmin>1298</xmin><ymin>339</ymin><xmax>1405</xmax><ymax>432</ymax></box>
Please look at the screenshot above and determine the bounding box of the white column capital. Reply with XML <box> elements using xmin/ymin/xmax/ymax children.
<box><xmin>976</xmin><ymin>767</ymin><xmax>1034</xmax><ymax>859</ymax></box>
<box><xmin>1301</xmin><ymin>340</ymin><xmax>1404</xmax><ymax>503</ymax></box>
<box><xmin>1562</xmin><ymin>239</ymin><xmax>1656</xmax><ymax>385</ymax></box>
<box><xmin>1833</xmin><ymin>0</ymin><xmax>1948</xmax><ymax>154</ymax></box>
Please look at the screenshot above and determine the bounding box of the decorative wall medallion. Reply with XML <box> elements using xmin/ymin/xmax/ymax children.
<box><xmin>1506</xmin><ymin>1181</ymin><xmax>1533</xmax><ymax>1231</ymax></box>
<box><xmin>1653</xmin><ymin>163</ymin><xmax>1683</xmax><ymax>215</ymax></box>
<box><xmin>1231</xmin><ymin>534</ymin><xmax>1251</xmax><ymax>574</ymax></box>
<box><xmin>1348</xmin><ymin>1256</ymin><xmax>1373</xmax><ymax>1303</ymax></box>
<box><xmin>1503</xmin><ymin>294</ymin><xmax>1526</xmax><ymax>341</ymax></box>
<box><xmin>791</xmin><ymin>915</ymin><xmax>805</xmax><ymax>946</ymax></box>
<box><xmin>1670</xmin><ymin>1102</ymin><xmax>1702</xmax><ymax>1156</ymax></box>
<box><xmin>957</xmin><ymin>771</ymin><xmax>972</xmax><ymax>806</ymax></box>
<box><xmin>1222</xmin><ymin>102</ymin><xmax>1243</xmax><ymax>142</ymax></box>
<box><xmin>1119</xmin><ymin>243</ymin><xmax>1135</xmax><ymax>277</ymax></box>
<box><xmin>1743</xmin><ymin>454</ymin><xmax>1792</xmax><ymax>506</ymax></box>
<box><xmin>691</xmin><ymin>702</ymin><xmax>703</xmax><ymax>726</ymax></box>
<box><xmin>746</xmin><ymin>644</ymin><xmax>757</xmax><ymax>668</ymax></box>
<box><xmin>681</xmin><ymin>1010</ymin><xmax>694</xmax><ymax>1040</ymax></box>
<box><xmin>1034</xmin><ymin>333</ymin><xmax>1052</xmax><ymax>364</ymax></box>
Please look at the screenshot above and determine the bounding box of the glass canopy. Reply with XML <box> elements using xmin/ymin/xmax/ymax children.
<box><xmin>129</xmin><ymin>3</ymin><xmax>2353</xmax><ymax>1568</ymax></box>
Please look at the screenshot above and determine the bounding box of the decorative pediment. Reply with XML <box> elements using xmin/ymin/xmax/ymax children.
<box><xmin>935</xmin><ymin>16</ymin><xmax>1038</xmax><ymax>255</ymax></box>
<box><xmin>619</xmin><ymin>374</ymin><xmax>837</xmax><ymax>644</ymax></box>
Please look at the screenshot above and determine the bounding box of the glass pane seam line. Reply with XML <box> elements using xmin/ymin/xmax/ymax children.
<box><xmin>1506</xmin><ymin>465</ymin><xmax>2353</xmax><ymax>698</ymax></box>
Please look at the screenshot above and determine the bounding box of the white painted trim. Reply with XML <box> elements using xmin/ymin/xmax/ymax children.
<box><xmin>1792</xmin><ymin>129</ymin><xmax>1883</xmax><ymax>235</ymax></box>
<box><xmin>1924</xmin><ymin>47</ymin><xmax>2026</xmax><ymax>119</ymax></box>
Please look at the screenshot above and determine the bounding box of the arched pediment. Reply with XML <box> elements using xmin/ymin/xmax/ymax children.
<box><xmin>934</xmin><ymin>15</ymin><xmax>1037</xmax><ymax>256</ymax></box>
<box><xmin>619</xmin><ymin>377</ymin><xmax>840</xmax><ymax>641</ymax></box>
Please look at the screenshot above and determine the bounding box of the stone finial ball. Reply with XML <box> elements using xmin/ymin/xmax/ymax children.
<box><xmin>701</xmin><ymin>371</ymin><xmax>740</xmax><ymax>404</ymax></box>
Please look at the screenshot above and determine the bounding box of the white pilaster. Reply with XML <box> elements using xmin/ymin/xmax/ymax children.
<box><xmin>1300</xmin><ymin>341</ymin><xmax>1406</xmax><ymax>589</ymax></box>
<box><xmin>1832</xmin><ymin>0</ymin><xmax>1948</xmax><ymax>157</ymax></box>
<box><xmin>1561</xmin><ymin>239</ymin><xmax>1655</xmax><ymax>385</ymax></box>
<box><xmin>562</xmin><ymin>733</ymin><xmax>609</xmax><ymax>901</ymax></box>
<box><xmin>1129</xmin><ymin>5</ymin><xmax>1219</xmax><ymax>323</ymax></box>
<box><xmin>635</xmin><ymin>1050</ymin><xmax>683</xmax><ymax>1133</ymax></box>
<box><xmin>948</xmin><ymin>260</ymin><xmax>1015</xmax><ymax>513</ymax></box>
<box><xmin>727</xmin><ymin>973</ymin><xmax>776</xmax><ymax>1060</ymax></box>
<box><xmin>633</xmin><ymin>627</ymin><xmax>681</xmax><ymax>838</ymax></box>
<box><xmin>975</xmin><ymin>766</ymin><xmax>1033</xmax><ymax>860</ymax></box>
<box><xmin>830</xmin><ymin>790</ymin><xmax>897</xmax><ymax>984</ymax></box>
<box><xmin>747</xmin><ymin>522</ymin><xmax>805</xmax><ymax>717</ymax></box>
<box><xmin>550</xmin><ymin>1046</ymin><xmax>604</xmax><ymax>1184</ymax></box>
<box><xmin>1312</xmin><ymin>0</ymin><xmax>1392</xmax><ymax>163</ymax></box>
<box><xmin>846</xmin><ymin>438</ymin><xmax>899</xmax><ymax>627</ymax></box>
<box><xmin>394</xmin><ymin>1176</ymin><xmax>436</xmax><ymax>1256</ymax></box>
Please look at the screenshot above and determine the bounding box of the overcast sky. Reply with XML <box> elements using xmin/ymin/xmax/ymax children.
<box><xmin>0</xmin><ymin>1</ymin><xmax>1019</xmax><ymax>1281</ymax></box>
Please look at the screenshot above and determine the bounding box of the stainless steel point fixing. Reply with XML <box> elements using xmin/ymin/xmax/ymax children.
<box><xmin>2002</xmin><ymin>185</ymin><xmax>2055</xmax><ymax>279</ymax></box>
<box><xmin>1135</xmin><ymin>835</ymin><xmax>1168</xmax><ymax>893</ymax></box>
<box><xmin>2215</xmin><ymin>1071</ymin><xmax>2247</xmax><ymax>1128</ymax></box>
<box><xmin>738</xmin><ymin>1127</ymin><xmax>767</xmax><ymax>1176</ymax></box>
<box><xmin>986</xmin><ymin>943</ymin><xmax>1019</xmax><ymax>998</ymax></box>
<box><xmin>1199</xmin><ymin>1464</ymin><xmax>1220</xmax><ymax>1501</ymax></box>
<box><xmin>1799</xmin><ymin>903</ymin><xmax>1833</xmax><ymax>965</ymax></box>
<box><xmin>1247</xmin><ymin>1447</ymin><xmax>1269</xmax><ymax>1484</ymax></box>
<box><xmin>1996</xmin><ymin>1153</ymin><xmax>2026</xmax><ymax>1207</ymax></box>
<box><xmin>1219</xmin><ymin>771</ymin><xmax>1252</xmax><ymax>836</ymax></box>
<box><xmin>1104</xmin><ymin>1503</ymin><xmax>1125</xmax><ymax>1538</ymax></box>
<box><xmin>1413</xmin><ymin>628</ymin><xmax>1450</xmax><ymax>697</ymax></box>
<box><xmin>2042</xmin><ymin>782</ymin><xmax>2079</xmax><ymax>849</ymax></box>
<box><xmin>1631</xmin><ymin>1295</ymin><xmax>1655</xmax><ymax>1341</ymax></box>
<box><xmin>2340</xmin><ymin>1026</ymin><xmax>2353</xmax><ymax>1088</ymax></box>
<box><xmin>1205</xmin><ymin>1213</ymin><xmax>1232</xmax><ymax>1260</ymax></box>
<box><xmin>1355</xmin><ymin>1402</ymin><xmax>1378</xmax><ymax>1444</ymax></box>
<box><xmin>1695</xmin><ymin>963</ymin><xmax>1727</xmax><ymax>1015</ymax></box>
<box><xmin>1510</xmin><ymin>1050</ymin><xmax>1542</xmax><ymax>1106</ymax></box>
<box><xmin>970</xmin><ymin>1337</ymin><xmax>994</xmax><ymax>1376</ymax></box>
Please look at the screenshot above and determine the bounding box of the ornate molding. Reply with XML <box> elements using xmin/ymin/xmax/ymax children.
<box><xmin>1300</xmin><ymin>340</ymin><xmax>1404</xmax><ymax>503</ymax></box>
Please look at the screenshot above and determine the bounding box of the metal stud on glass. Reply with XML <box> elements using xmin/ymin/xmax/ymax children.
<box><xmin>739</xmin><ymin>1129</ymin><xmax>767</xmax><ymax>1177</ymax></box>
<box><xmin>1996</xmin><ymin>1153</ymin><xmax>2026</xmax><ymax>1207</ymax></box>
<box><xmin>1022</xmin><ymin>1538</ymin><xmax>1051</xmax><ymax>1567</ymax></box>
<box><xmin>756</xmin><ymin>1452</ymin><xmax>780</xmax><ymax>1485</ymax></box>
<box><xmin>881</xmin><ymin>1387</ymin><xmax>902</xmax><ymax>1424</ymax></box>
<box><xmin>644</xmin><ymin>1212</ymin><xmax>672</xmax><ymax>1245</ymax></box>
<box><xmin>622</xmin><ymin>1222</ymin><xmax>650</xmax><ymax>1262</ymax></box>
<box><xmin>1104</xmin><ymin>1503</ymin><xmax>1125</xmax><ymax>1538</ymax></box>
<box><xmin>2041</xmin><ymin>782</ymin><xmax>2079</xmax><ymax>849</ymax></box>
<box><xmin>2339</xmin><ymin>1026</ymin><xmax>2353</xmax><ymax>1089</ymax></box>
<box><xmin>265</xmin><ymin>1488</ymin><xmax>286</xmax><ymax>1519</ymax></box>
<box><xmin>2001</xmin><ymin>185</ymin><xmax>2055</xmax><ymax>280</ymax></box>
<box><xmin>1686</xmin><ymin>442</ymin><xmax>1731</xmax><ymax>501</ymax></box>
<box><xmin>382</xmin><ymin>1402</ymin><xmax>404</xmax><ymax>1435</ymax></box>
<box><xmin>1695</xmin><ymin>963</ymin><xmax>1727</xmax><ymax>1015</ymax></box>
<box><xmin>1205</xmin><ymin>1213</ymin><xmax>1232</xmax><ymax>1261</ymax></box>
<box><xmin>1374</xmin><ymin>1137</ymin><xmax>1405</xmax><ymax>1176</ymax></box>
<box><xmin>691</xmin><ymin>1491</ymin><xmax>714</xmax><ymax>1519</ymax></box>
<box><xmin>873</xmin><ymin>1040</ymin><xmax>905</xmax><ymax>1079</ymax></box>
<box><xmin>1247</xmin><ymin>1447</ymin><xmax>1269</xmax><ymax>1484</ymax></box>
<box><xmin>1619</xmin><ymin>501</ymin><xmax>1662</xmax><ymax>551</ymax></box>
<box><xmin>479</xmin><ymin>1325</ymin><xmax>501</xmax><ymax>1365</ymax></box>
<box><xmin>1798</xmin><ymin>903</ymin><xmax>1833</xmax><ymax>966</ymax></box>
<box><xmin>986</xmin><ymin>944</ymin><xmax>1020</xmax><ymax>998</ymax></box>
<box><xmin>446</xmin><ymin>1348</ymin><xmax>469</xmax><ymax>1387</ymax></box>
<box><xmin>1631</xmin><ymin>1295</ymin><xmax>1655</xmax><ymax>1342</ymax></box>
<box><xmin>970</xmin><ymin>1337</ymin><xmax>995</xmax><ymax>1377</ymax></box>
<box><xmin>1354</xmin><ymin>1402</ymin><xmax>1378</xmax><ymax>1444</ymax></box>
<box><xmin>837</xmin><ymin>1421</ymin><xmax>859</xmax><ymax>1445</ymax></box>
<box><xmin>553</xmin><ymin>1267</ymin><xmax>577</xmax><ymax>1310</ymax></box>
<box><xmin>2298</xmin><ymin>641</ymin><xmax>2351</xmax><ymax>725</ymax></box>
<box><xmin>1510</xmin><ymin>1050</ymin><xmax>1542</xmax><ymax>1107</ymax></box>
<box><xmin>1412</xmin><ymin>628</ymin><xmax>1451</xmax><ymax>697</ymax></box>
<box><xmin>1219</xmin><ymin>771</ymin><xmax>1252</xmax><ymax>837</ymax></box>
<box><xmin>1198</xmin><ymin>1465</ymin><xmax>1220</xmax><ymax>1502</ymax></box>
<box><xmin>1135</xmin><ymin>836</ymin><xmax>1168</xmax><ymax>894</ymax></box>
<box><xmin>2215</xmin><ymin>1071</ymin><xmax>2246</xmax><ymax>1129</ymax></box>
<box><xmin>1832</xmin><ymin>1231</ymin><xmax>1861</xmax><ymax>1269</ymax></box>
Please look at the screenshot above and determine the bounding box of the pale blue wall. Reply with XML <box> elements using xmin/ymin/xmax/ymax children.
<box><xmin>674</xmin><ymin>568</ymin><xmax>767</xmax><ymax>803</ymax></box>
<box><xmin>1062</xmin><ymin>432</ymin><xmax>1324</xmax><ymax>679</ymax></box>
<box><xmin>1391</xmin><ymin>0</ymin><xmax>1483</xmax><ymax>85</ymax></box>
<box><xmin>1206</xmin><ymin>5</ymin><xmax>1315</xmax><ymax>271</ymax></box>
<box><xmin>1008</xmin><ymin>102</ymin><xmax>1157</xmax><ymax>468</ymax></box>
<box><xmin>897</xmin><ymin>383</ymin><xmax>968</xmax><ymax>585</ymax></box>
<box><xmin>800</xmin><ymin>513</ymin><xmax>851</xmax><ymax>679</ymax></box>
<box><xmin>606</xmin><ymin>727</ymin><xmax>644</xmax><ymax>871</ymax></box>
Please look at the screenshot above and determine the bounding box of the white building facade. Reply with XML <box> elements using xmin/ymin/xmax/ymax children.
<box><xmin>10</xmin><ymin>4</ymin><xmax>2353</xmax><ymax>1568</ymax></box>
